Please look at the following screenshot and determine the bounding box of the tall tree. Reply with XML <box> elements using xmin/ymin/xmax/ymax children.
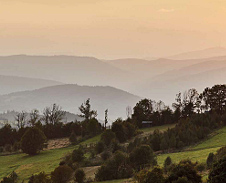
<box><xmin>79</xmin><ymin>98</ymin><xmax>97</xmax><ymax>121</ymax></box>
<box><xmin>173</xmin><ymin>89</ymin><xmax>199</xmax><ymax>118</ymax></box>
<box><xmin>105</xmin><ymin>109</ymin><xmax>108</xmax><ymax>129</ymax></box>
<box><xmin>29</xmin><ymin>109</ymin><xmax>40</xmax><ymax>127</ymax></box>
<box><xmin>42</xmin><ymin>104</ymin><xmax>65</xmax><ymax>125</ymax></box>
<box><xmin>15</xmin><ymin>111</ymin><xmax>27</xmax><ymax>129</ymax></box>
<box><xmin>132</xmin><ymin>99</ymin><xmax>153</xmax><ymax>128</ymax></box>
<box><xmin>201</xmin><ymin>85</ymin><xmax>226</xmax><ymax>115</ymax></box>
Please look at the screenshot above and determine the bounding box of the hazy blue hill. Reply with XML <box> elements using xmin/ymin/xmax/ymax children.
<box><xmin>0</xmin><ymin>75</ymin><xmax>62</xmax><ymax>95</ymax></box>
<box><xmin>0</xmin><ymin>84</ymin><xmax>141</xmax><ymax>120</ymax></box>
<box><xmin>106</xmin><ymin>57</ymin><xmax>216</xmax><ymax>78</ymax></box>
<box><xmin>136</xmin><ymin>65</ymin><xmax>226</xmax><ymax>105</ymax></box>
<box><xmin>0</xmin><ymin>55</ymin><xmax>133</xmax><ymax>90</ymax></box>
<box><xmin>168</xmin><ymin>47</ymin><xmax>226</xmax><ymax>60</ymax></box>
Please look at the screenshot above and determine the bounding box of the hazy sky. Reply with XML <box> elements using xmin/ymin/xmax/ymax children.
<box><xmin>1</xmin><ymin>0</ymin><xmax>226</xmax><ymax>59</ymax></box>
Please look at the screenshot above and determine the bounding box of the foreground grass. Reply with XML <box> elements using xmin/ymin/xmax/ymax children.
<box><xmin>157</xmin><ymin>147</ymin><xmax>219</xmax><ymax>166</ymax></box>
<box><xmin>2</xmin><ymin>125</ymin><xmax>226</xmax><ymax>182</ymax></box>
<box><xmin>192</xmin><ymin>127</ymin><xmax>226</xmax><ymax>150</ymax></box>
<box><xmin>0</xmin><ymin>134</ymin><xmax>101</xmax><ymax>182</ymax></box>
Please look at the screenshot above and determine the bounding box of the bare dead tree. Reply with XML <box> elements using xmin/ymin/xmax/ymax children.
<box><xmin>29</xmin><ymin>109</ymin><xmax>40</xmax><ymax>127</ymax></box>
<box><xmin>126</xmin><ymin>106</ymin><xmax>132</xmax><ymax>119</ymax></box>
<box><xmin>42</xmin><ymin>104</ymin><xmax>66</xmax><ymax>125</ymax></box>
<box><xmin>15</xmin><ymin>111</ymin><xmax>27</xmax><ymax>129</ymax></box>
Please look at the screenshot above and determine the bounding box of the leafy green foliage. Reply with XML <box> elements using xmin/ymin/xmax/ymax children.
<box><xmin>201</xmin><ymin>85</ymin><xmax>226</xmax><ymax>115</ymax></box>
<box><xmin>95</xmin><ymin>141</ymin><xmax>105</xmax><ymax>154</ymax></box>
<box><xmin>129</xmin><ymin>145</ymin><xmax>156</xmax><ymax>171</ymax></box>
<box><xmin>135</xmin><ymin>167</ymin><xmax>165</xmax><ymax>183</ymax></box>
<box><xmin>21</xmin><ymin>127</ymin><xmax>46</xmax><ymax>155</ymax></box>
<box><xmin>164</xmin><ymin>156</ymin><xmax>172</xmax><ymax>170</ymax></box>
<box><xmin>51</xmin><ymin>165</ymin><xmax>73</xmax><ymax>183</ymax></box>
<box><xmin>95</xmin><ymin>151</ymin><xmax>133</xmax><ymax>181</ymax></box>
<box><xmin>100</xmin><ymin>130</ymin><xmax>116</xmax><ymax>146</ymax></box>
<box><xmin>72</xmin><ymin>148</ymin><xmax>85</xmax><ymax>163</ymax></box>
<box><xmin>0</xmin><ymin>172</ymin><xmax>17</xmax><ymax>183</ymax></box>
<box><xmin>74</xmin><ymin>169</ymin><xmax>85</xmax><ymax>183</ymax></box>
<box><xmin>207</xmin><ymin>153</ymin><xmax>215</xmax><ymax>169</ymax></box>
<box><xmin>165</xmin><ymin>160</ymin><xmax>202</xmax><ymax>183</ymax></box>
<box><xmin>208</xmin><ymin>157</ymin><xmax>226</xmax><ymax>183</ymax></box>
<box><xmin>79</xmin><ymin>98</ymin><xmax>97</xmax><ymax>120</ymax></box>
<box><xmin>69</xmin><ymin>131</ymin><xmax>77</xmax><ymax>145</ymax></box>
<box><xmin>28</xmin><ymin>172</ymin><xmax>51</xmax><ymax>183</ymax></box>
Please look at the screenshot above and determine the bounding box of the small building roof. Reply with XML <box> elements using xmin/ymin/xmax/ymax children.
<box><xmin>142</xmin><ymin>121</ymin><xmax>153</xmax><ymax>124</ymax></box>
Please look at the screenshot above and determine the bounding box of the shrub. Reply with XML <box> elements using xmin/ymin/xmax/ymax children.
<box><xmin>101</xmin><ymin>151</ymin><xmax>111</xmax><ymax>161</ymax></box>
<box><xmin>135</xmin><ymin>167</ymin><xmax>165</xmax><ymax>183</ymax></box>
<box><xmin>95</xmin><ymin>151</ymin><xmax>133</xmax><ymax>181</ymax></box>
<box><xmin>195</xmin><ymin>163</ymin><xmax>206</xmax><ymax>172</ymax></box>
<box><xmin>129</xmin><ymin>145</ymin><xmax>156</xmax><ymax>171</ymax></box>
<box><xmin>208</xmin><ymin>157</ymin><xmax>226</xmax><ymax>183</ymax></box>
<box><xmin>166</xmin><ymin>160</ymin><xmax>202</xmax><ymax>183</ymax></box>
<box><xmin>12</xmin><ymin>142</ymin><xmax>20</xmax><ymax>152</ymax></box>
<box><xmin>172</xmin><ymin>177</ymin><xmax>192</xmax><ymax>183</ymax></box>
<box><xmin>21</xmin><ymin>127</ymin><xmax>46</xmax><ymax>155</ymax></box>
<box><xmin>4</xmin><ymin>144</ymin><xmax>12</xmax><ymax>152</ymax></box>
<box><xmin>69</xmin><ymin>131</ymin><xmax>77</xmax><ymax>145</ymax></box>
<box><xmin>111</xmin><ymin>120</ymin><xmax>126</xmax><ymax>143</ymax></box>
<box><xmin>0</xmin><ymin>171</ymin><xmax>18</xmax><ymax>183</ymax></box>
<box><xmin>74</xmin><ymin>169</ymin><xmax>86</xmax><ymax>183</ymax></box>
<box><xmin>164</xmin><ymin>157</ymin><xmax>172</xmax><ymax>169</ymax></box>
<box><xmin>51</xmin><ymin>165</ymin><xmax>73</xmax><ymax>183</ymax></box>
<box><xmin>215</xmin><ymin>146</ymin><xmax>226</xmax><ymax>161</ymax></box>
<box><xmin>207</xmin><ymin>153</ymin><xmax>215</xmax><ymax>169</ymax></box>
<box><xmin>0</xmin><ymin>146</ymin><xmax>3</xmax><ymax>153</ymax></box>
<box><xmin>111</xmin><ymin>139</ymin><xmax>122</xmax><ymax>153</ymax></box>
<box><xmin>100</xmin><ymin>130</ymin><xmax>116</xmax><ymax>146</ymax></box>
<box><xmin>72</xmin><ymin>148</ymin><xmax>85</xmax><ymax>163</ymax></box>
<box><xmin>95</xmin><ymin>141</ymin><xmax>105</xmax><ymax>154</ymax></box>
<box><xmin>28</xmin><ymin>172</ymin><xmax>51</xmax><ymax>183</ymax></box>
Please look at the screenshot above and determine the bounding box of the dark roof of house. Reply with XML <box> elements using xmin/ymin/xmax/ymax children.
<box><xmin>142</xmin><ymin>121</ymin><xmax>153</xmax><ymax>124</ymax></box>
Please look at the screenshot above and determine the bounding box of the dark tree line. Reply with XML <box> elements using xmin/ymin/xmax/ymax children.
<box><xmin>132</xmin><ymin>85</ymin><xmax>226</xmax><ymax>128</ymax></box>
<box><xmin>0</xmin><ymin>100</ymin><xmax>102</xmax><ymax>153</ymax></box>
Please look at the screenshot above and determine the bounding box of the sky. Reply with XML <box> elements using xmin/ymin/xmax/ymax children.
<box><xmin>0</xmin><ymin>0</ymin><xmax>226</xmax><ymax>59</ymax></box>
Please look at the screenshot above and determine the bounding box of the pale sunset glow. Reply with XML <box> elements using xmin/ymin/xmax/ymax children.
<box><xmin>0</xmin><ymin>0</ymin><xmax>226</xmax><ymax>58</ymax></box>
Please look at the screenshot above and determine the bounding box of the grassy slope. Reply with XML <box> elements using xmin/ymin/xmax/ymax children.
<box><xmin>2</xmin><ymin>124</ymin><xmax>223</xmax><ymax>182</ymax></box>
<box><xmin>0</xmin><ymin>135</ymin><xmax>101</xmax><ymax>182</ymax></box>
<box><xmin>0</xmin><ymin>124</ymin><xmax>174</xmax><ymax>182</ymax></box>
<box><xmin>157</xmin><ymin>126</ymin><xmax>226</xmax><ymax>166</ymax></box>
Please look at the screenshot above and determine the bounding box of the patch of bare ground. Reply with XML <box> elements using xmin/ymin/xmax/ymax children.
<box><xmin>83</xmin><ymin>166</ymin><xmax>100</xmax><ymax>180</ymax></box>
<box><xmin>45</xmin><ymin>138</ymin><xmax>70</xmax><ymax>150</ymax></box>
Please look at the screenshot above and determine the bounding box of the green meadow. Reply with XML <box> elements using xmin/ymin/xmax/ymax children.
<box><xmin>1</xmin><ymin>125</ymin><xmax>226</xmax><ymax>182</ymax></box>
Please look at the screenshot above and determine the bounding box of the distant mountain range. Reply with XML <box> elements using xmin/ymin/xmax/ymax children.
<box><xmin>0</xmin><ymin>55</ymin><xmax>134</xmax><ymax>90</ymax></box>
<box><xmin>168</xmin><ymin>47</ymin><xmax>226</xmax><ymax>60</ymax></box>
<box><xmin>0</xmin><ymin>47</ymin><xmax>226</xmax><ymax>114</ymax></box>
<box><xmin>107</xmin><ymin>58</ymin><xmax>207</xmax><ymax>78</ymax></box>
<box><xmin>0</xmin><ymin>75</ymin><xmax>62</xmax><ymax>95</ymax></box>
<box><xmin>0</xmin><ymin>84</ymin><xmax>141</xmax><ymax>120</ymax></box>
<box><xmin>135</xmin><ymin>57</ymin><xmax>226</xmax><ymax>104</ymax></box>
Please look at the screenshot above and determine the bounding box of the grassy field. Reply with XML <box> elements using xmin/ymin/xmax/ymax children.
<box><xmin>1</xmin><ymin>125</ymin><xmax>226</xmax><ymax>182</ymax></box>
<box><xmin>157</xmin><ymin>126</ymin><xmax>226</xmax><ymax>166</ymax></box>
<box><xmin>0</xmin><ymin>135</ymin><xmax>101</xmax><ymax>182</ymax></box>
